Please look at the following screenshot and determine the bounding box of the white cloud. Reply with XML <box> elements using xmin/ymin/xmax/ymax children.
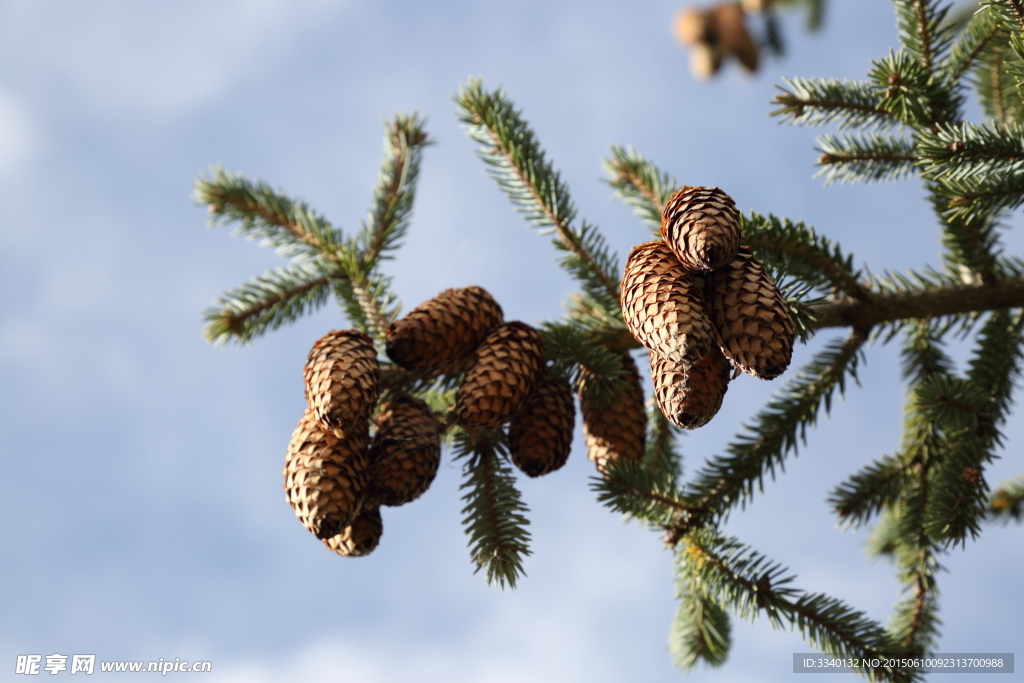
<box><xmin>0</xmin><ymin>90</ymin><xmax>36</xmax><ymax>177</ymax></box>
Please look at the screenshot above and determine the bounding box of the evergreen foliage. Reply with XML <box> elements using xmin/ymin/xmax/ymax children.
<box><xmin>196</xmin><ymin>3</ymin><xmax>1024</xmax><ymax>679</ymax></box>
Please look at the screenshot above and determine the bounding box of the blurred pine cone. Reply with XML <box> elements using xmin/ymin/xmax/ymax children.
<box><xmin>650</xmin><ymin>347</ymin><xmax>731</xmax><ymax>429</ymax></box>
<box><xmin>661</xmin><ymin>186</ymin><xmax>742</xmax><ymax>272</ymax></box>
<box><xmin>710</xmin><ymin>3</ymin><xmax>758</xmax><ymax>73</ymax></box>
<box><xmin>621</xmin><ymin>240</ymin><xmax>714</xmax><ymax>365</ymax></box>
<box><xmin>705</xmin><ymin>246</ymin><xmax>794</xmax><ymax>380</ymax></box>
<box><xmin>284</xmin><ymin>408</ymin><xmax>371</xmax><ymax>540</ymax></box>
<box><xmin>454</xmin><ymin>321</ymin><xmax>545</xmax><ymax>428</ymax></box>
<box><xmin>579</xmin><ymin>351</ymin><xmax>646</xmax><ymax>472</ymax></box>
<box><xmin>367</xmin><ymin>396</ymin><xmax>441</xmax><ymax>507</ymax></box>
<box><xmin>508</xmin><ymin>369</ymin><xmax>575</xmax><ymax>477</ymax></box>
<box><xmin>323</xmin><ymin>507</ymin><xmax>383</xmax><ymax>557</ymax></box>
<box><xmin>304</xmin><ymin>330</ymin><xmax>379</xmax><ymax>437</ymax></box>
<box><xmin>385</xmin><ymin>286</ymin><xmax>503</xmax><ymax>372</ymax></box>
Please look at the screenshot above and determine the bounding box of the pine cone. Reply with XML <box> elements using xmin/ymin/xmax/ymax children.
<box><xmin>621</xmin><ymin>240</ymin><xmax>714</xmax><ymax>365</ymax></box>
<box><xmin>454</xmin><ymin>321</ymin><xmax>545</xmax><ymax>428</ymax></box>
<box><xmin>367</xmin><ymin>396</ymin><xmax>441</xmax><ymax>507</ymax></box>
<box><xmin>710</xmin><ymin>3</ymin><xmax>758</xmax><ymax>73</ymax></box>
<box><xmin>283</xmin><ymin>408</ymin><xmax>371</xmax><ymax>540</ymax></box>
<box><xmin>323</xmin><ymin>507</ymin><xmax>383</xmax><ymax>557</ymax></box>
<box><xmin>705</xmin><ymin>246</ymin><xmax>794</xmax><ymax>380</ymax></box>
<box><xmin>650</xmin><ymin>347</ymin><xmax>731</xmax><ymax>430</ymax></box>
<box><xmin>385</xmin><ymin>286</ymin><xmax>503</xmax><ymax>372</ymax></box>
<box><xmin>661</xmin><ymin>186</ymin><xmax>742</xmax><ymax>272</ymax></box>
<box><xmin>508</xmin><ymin>369</ymin><xmax>575</xmax><ymax>477</ymax></box>
<box><xmin>579</xmin><ymin>351</ymin><xmax>646</xmax><ymax>472</ymax></box>
<box><xmin>304</xmin><ymin>330</ymin><xmax>380</xmax><ymax>437</ymax></box>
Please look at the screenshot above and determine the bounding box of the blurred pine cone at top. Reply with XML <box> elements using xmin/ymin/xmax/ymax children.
<box><xmin>650</xmin><ymin>346</ymin><xmax>731</xmax><ymax>429</ymax></box>
<box><xmin>322</xmin><ymin>507</ymin><xmax>382</xmax><ymax>557</ymax></box>
<box><xmin>579</xmin><ymin>351</ymin><xmax>646</xmax><ymax>472</ymax></box>
<box><xmin>367</xmin><ymin>396</ymin><xmax>441</xmax><ymax>507</ymax></box>
<box><xmin>284</xmin><ymin>408</ymin><xmax>371</xmax><ymax>540</ymax></box>
<box><xmin>705</xmin><ymin>245</ymin><xmax>794</xmax><ymax>380</ymax></box>
<box><xmin>673</xmin><ymin>3</ymin><xmax>759</xmax><ymax>79</ymax></box>
<box><xmin>454</xmin><ymin>321</ymin><xmax>545</xmax><ymax>428</ymax></box>
<box><xmin>508</xmin><ymin>369</ymin><xmax>575</xmax><ymax>477</ymax></box>
<box><xmin>304</xmin><ymin>330</ymin><xmax>379</xmax><ymax>437</ymax></box>
<box><xmin>621</xmin><ymin>240</ymin><xmax>714</xmax><ymax>365</ymax></box>
<box><xmin>385</xmin><ymin>286</ymin><xmax>503</xmax><ymax>372</ymax></box>
<box><xmin>661</xmin><ymin>186</ymin><xmax>741</xmax><ymax>272</ymax></box>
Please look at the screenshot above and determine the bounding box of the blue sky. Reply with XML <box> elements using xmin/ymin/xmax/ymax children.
<box><xmin>1</xmin><ymin>1</ymin><xmax>1021</xmax><ymax>681</ymax></box>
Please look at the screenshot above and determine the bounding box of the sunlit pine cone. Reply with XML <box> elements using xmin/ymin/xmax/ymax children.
<box><xmin>283</xmin><ymin>408</ymin><xmax>371</xmax><ymax>540</ymax></box>
<box><xmin>704</xmin><ymin>246</ymin><xmax>794</xmax><ymax>380</ymax></box>
<box><xmin>322</xmin><ymin>507</ymin><xmax>383</xmax><ymax>557</ymax></box>
<box><xmin>661</xmin><ymin>186</ymin><xmax>742</xmax><ymax>273</ymax></box>
<box><xmin>650</xmin><ymin>347</ymin><xmax>732</xmax><ymax>430</ymax></box>
<box><xmin>454</xmin><ymin>321</ymin><xmax>545</xmax><ymax>428</ymax></box>
<box><xmin>508</xmin><ymin>369</ymin><xmax>575</xmax><ymax>477</ymax></box>
<box><xmin>579</xmin><ymin>351</ymin><xmax>646</xmax><ymax>473</ymax></box>
<box><xmin>304</xmin><ymin>330</ymin><xmax>379</xmax><ymax>437</ymax></box>
<box><xmin>385</xmin><ymin>286</ymin><xmax>503</xmax><ymax>372</ymax></box>
<box><xmin>366</xmin><ymin>396</ymin><xmax>441</xmax><ymax>507</ymax></box>
<box><xmin>621</xmin><ymin>240</ymin><xmax>714</xmax><ymax>365</ymax></box>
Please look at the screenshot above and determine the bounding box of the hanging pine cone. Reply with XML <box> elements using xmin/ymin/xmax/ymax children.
<box><xmin>710</xmin><ymin>3</ymin><xmax>759</xmax><ymax>73</ymax></box>
<box><xmin>579</xmin><ymin>351</ymin><xmax>646</xmax><ymax>473</ymax></box>
<box><xmin>385</xmin><ymin>286</ymin><xmax>503</xmax><ymax>372</ymax></box>
<box><xmin>621</xmin><ymin>240</ymin><xmax>714</xmax><ymax>365</ymax></box>
<box><xmin>508</xmin><ymin>369</ymin><xmax>575</xmax><ymax>477</ymax></box>
<box><xmin>366</xmin><ymin>396</ymin><xmax>441</xmax><ymax>507</ymax></box>
<box><xmin>454</xmin><ymin>321</ymin><xmax>545</xmax><ymax>428</ymax></box>
<box><xmin>650</xmin><ymin>347</ymin><xmax>732</xmax><ymax>430</ymax></box>
<box><xmin>323</xmin><ymin>507</ymin><xmax>383</xmax><ymax>557</ymax></box>
<box><xmin>661</xmin><ymin>186</ymin><xmax>742</xmax><ymax>273</ymax></box>
<box><xmin>283</xmin><ymin>408</ymin><xmax>371</xmax><ymax>540</ymax></box>
<box><xmin>705</xmin><ymin>246</ymin><xmax>794</xmax><ymax>380</ymax></box>
<box><xmin>304</xmin><ymin>330</ymin><xmax>380</xmax><ymax>437</ymax></box>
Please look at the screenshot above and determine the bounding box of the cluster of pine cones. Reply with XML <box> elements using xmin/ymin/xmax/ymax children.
<box><xmin>672</xmin><ymin>0</ymin><xmax>771</xmax><ymax>79</ymax></box>
<box><xmin>622</xmin><ymin>186</ymin><xmax>794</xmax><ymax>430</ymax></box>
<box><xmin>283</xmin><ymin>286</ymin><xmax>618</xmax><ymax>558</ymax></box>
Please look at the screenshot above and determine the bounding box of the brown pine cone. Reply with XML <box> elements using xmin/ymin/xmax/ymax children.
<box><xmin>366</xmin><ymin>396</ymin><xmax>441</xmax><ymax>507</ymax></box>
<box><xmin>705</xmin><ymin>246</ymin><xmax>794</xmax><ymax>380</ymax></box>
<box><xmin>579</xmin><ymin>351</ymin><xmax>646</xmax><ymax>473</ymax></box>
<box><xmin>660</xmin><ymin>186</ymin><xmax>742</xmax><ymax>272</ymax></box>
<box><xmin>710</xmin><ymin>3</ymin><xmax>759</xmax><ymax>73</ymax></box>
<box><xmin>385</xmin><ymin>286</ymin><xmax>503</xmax><ymax>372</ymax></box>
<box><xmin>323</xmin><ymin>507</ymin><xmax>383</xmax><ymax>557</ymax></box>
<box><xmin>508</xmin><ymin>369</ymin><xmax>575</xmax><ymax>477</ymax></box>
<box><xmin>283</xmin><ymin>408</ymin><xmax>371</xmax><ymax>540</ymax></box>
<box><xmin>650</xmin><ymin>347</ymin><xmax>731</xmax><ymax>430</ymax></box>
<box><xmin>621</xmin><ymin>240</ymin><xmax>714</xmax><ymax>365</ymax></box>
<box><xmin>304</xmin><ymin>330</ymin><xmax>379</xmax><ymax>437</ymax></box>
<box><xmin>454</xmin><ymin>321</ymin><xmax>545</xmax><ymax>428</ymax></box>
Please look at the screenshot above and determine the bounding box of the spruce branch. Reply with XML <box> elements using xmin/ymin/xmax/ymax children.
<box><xmin>974</xmin><ymin>29</ymin><xmax>1024</xmax><ymax>126</ymax></box>
<box><xmin>742</xmin><ymin>212</ymin><xmax>868</xmax><ymax>301</ymax></box>
<box><xmin>591</xmin><ymin>459</ymin><xmax>696</xmax><ymax>528</ymax></box>
<box><xmin>455</xmin><ymin>428</ymin><xmax>532</xmax><ymax>589</ymax></box>
<box><xmin>895</xmin><ymin>0</ymin><xmax>953</xmax><ymax>75</ymax></box>
<box><xmin>771</xmin><ymin>77</ymin><xmax>899</xmax><ymax>130</ymax></box>
<box><xmin>681</xmin><ymin>530</ymin><xmax>912</xmax><ymax>682</ymax></box>
<box><xmin>829</xmin><ymin>454</ymin><xmax>912</xmax><ymax>529</ymax></box>
<box><xmin>669</xmin><ymin>329</ymin><xmax>868</xmax><ymax>535</ymax></box>
<box><xmin>196</xmin><ymin>168</ymin><xmax>343</xmax><ymax>263</ymax></box>
<box><xmin>941</xmin><ymin>5</ymin><xmax>1000</xmax><ymax>86</ymax></box>
<box><xmin>868</xmin><ymin>49</ymin><xmax>948</xmax><ymax>128</ymax></box>
<box><xmin>918</xmin><ymin>122</ymin><xmax>1024</xmax><ymax>181</ymax></box>
<box><xmin>202</xmin><ymin>261</ymin><xmax>336</xmax><ymax>346</ymax></box>
<box><xmin>602</xmin><ymin>145</ymin><xmax>679</xmax><ymax>235</ymax></box>
<box><xmin>986</xmin><ymin>472</ymin><xmax>1024</xmax><ymax>521</ymax></box>
<box><xmin>815</xmin><ymin>133</ymin><xmax>918</xmax><ymax>185</ymax></box>
<box><xmin>670</xmin><ymin>559</ymin><xmax>732</xmax><ymax>670</ymax></box>
<box><xmin>455</xmin><ymin>79</ymin><xmax>621</xmax><ymax>310</ymax></box>
<box><xmin>645</xmin><ymin>405</ymin><xmax>683</xmax><ymax>485</ymax></box>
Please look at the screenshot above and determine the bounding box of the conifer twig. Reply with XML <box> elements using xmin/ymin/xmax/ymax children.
<box><xmin>455</xmin><ymin>79</ymin><xmax>621</xmax><ymax>311</ymax></box>
<box><xmin>986</xmin><ymin>472</ymin><xmax>1024</xmax><ymax>521</ymax></box>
